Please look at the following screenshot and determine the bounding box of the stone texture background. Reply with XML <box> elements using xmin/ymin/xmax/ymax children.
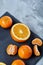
<box><xmin>0</xmin><ymin>0</ymin><xmax>43</xmax><ymax>65</ymax></box>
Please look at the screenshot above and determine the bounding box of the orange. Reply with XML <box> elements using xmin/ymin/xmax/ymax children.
<box><xmin>0</xmin><ymin>18</ymin><xmax>1</xmax><ymax>26</ymax></box>
<box><xmin>11</xmin><ymin>59</ymin><xmax>25</xmax><ymax>65</ymax></box>
<box><xmin>10</xmin><ymin>23</ymin><xmax>31</xmax><ymax>42</ymax></box>
<box><xmin>0</xmin><ymin>16</ymin><xmax>12</xmax><ymax>28</ymax></box>
<box><xmin>18</xmin><ymin>45</ymin><xmax>32</xmax><ymax>59</ymax></box>
<box><xmin>0</xmin><ymin>62</ymin><xmax>6</xmax><ymax>65</ymax></box>
<box><xmin>6</xmin><ymin>44</ymin><xmax>18</xmax><ymax>55</ymax></box>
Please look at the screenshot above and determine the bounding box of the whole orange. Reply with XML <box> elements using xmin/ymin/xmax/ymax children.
<box><xmin>11</xmin><ymin>59</ymin><xmax>25</xmax><ymax>65</ymax></box>
<box><xmin>18</xmin><ymin>45</ymin><xmax>32</xmax><ymax>59</ymax></box>
<box><xmin>0</xmin><ymin>16</ymin><xmax>12</xmax><ymax>28</ymax></box>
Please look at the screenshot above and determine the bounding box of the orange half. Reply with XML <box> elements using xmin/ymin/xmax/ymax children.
<box><xmin>10</xmin><ymin>23</ymin><xmax>31</xmax><ymax>42</ymax></box>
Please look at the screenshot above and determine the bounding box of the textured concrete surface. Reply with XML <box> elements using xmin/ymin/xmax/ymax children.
<box><xmin>0</xmin><ymin>0</ymin><xmax>43</xmax><ymax>65</ymax></box>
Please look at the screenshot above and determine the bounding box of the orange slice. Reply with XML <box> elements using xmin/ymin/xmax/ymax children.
<box><xmin>33</xmin><ymin>45</ymin><xmax>40</xmax><ymax>56</ymax></box>
<box><xmin>0</xmin><ymin>16</ymin><xmax>12</xmax><ymax>28</ymax></box>
<box><xmin>0</xmin><ymin>62</ymin><xmax>6</xmax><ymax>65</ymax></box>
<box><xmin>11</xmin><ymin>59</ymin><xmax>25</xmax><ymax>65</ymax></box>
<box><xmin>18</xmin><ymin>45</ymin><xmax>32</xmax><ymax>59</ymax></box>
<box><xmin>32</xmin><ymin>38</ymin><xmax>42</xmax><ymax>46</ymax></box>
<box><xmin>10</xmin><ymin>23</ymin><xmax>31</xmax><ymax>42</ymax></box>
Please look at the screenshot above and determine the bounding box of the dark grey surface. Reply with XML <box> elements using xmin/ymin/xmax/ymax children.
<box><xmin>0</xmin><ymin>12</ymin><xmax>43</xmax><ymax>65</ymax></box>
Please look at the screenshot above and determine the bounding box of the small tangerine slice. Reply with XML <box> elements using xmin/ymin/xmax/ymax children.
<box><xmin>32</xmin><ymin>38</ymin><xmax>42</xmax><ymax>46</ymax></box>
<box><xmin>0</xmin><ymin>16</ymin><xmax>12</xmax><ymax>28</ymax></box>
<box><xmin>11</xmin><ymin>59</ymin><xmax>25</xmax><ymax>65</ymax></box>
<box><xmin>10</xmin><ymin>23</ymin><xmax>31</xmax><ymax>42</ymax></box>
<box><xmin>33</xmin><ymin>45</ymin><xmax>40</xmax><ymax>56</ymax></box>
<box><xmin>18</xmin><ymin>45</ymin><xmax>32</xmax><ymax>59</ymax></box>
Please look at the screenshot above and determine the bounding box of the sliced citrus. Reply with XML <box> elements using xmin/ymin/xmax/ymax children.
<box><xmin>10</xmin><ymin>23</ymin><xmax>31</xmax><ymax>42</ymax></box>
<box><xmin>11</xmin><ymin>59</ymin><xmax>25</xmax><ymax>65</ymax></box>
<box><xmin>0</xmin><ymin>16</ymin><xmax>12</xmax><ymax>28</ymax></box>
<box><xmin>0</xmin><ymin>62</ymin><xmax>6</xmax><ymax>65</ymax></box>
<box><xmin>18</xmin><ymin>45</ymin><xmax>32</xmax><ymax>59</ymax></box>
<box><xmin>33</xmin><ymin>45</ymin><xmax>40</xmax><ymax>56</ymax></box>
<box><xmin>32</xmin><ymin>38</ymin><xmax>42</xmax><ymax>46</ymax></box>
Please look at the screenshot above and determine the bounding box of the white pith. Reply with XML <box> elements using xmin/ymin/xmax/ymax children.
<box><xmin>0</xmin><ymin>62</ymin><xmax>6</xmax><ymax>65</ymax></box>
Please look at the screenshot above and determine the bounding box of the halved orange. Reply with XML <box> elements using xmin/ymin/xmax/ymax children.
<box><xmin>10</xmin><ymin>23</ymin><xmax>31</xmax><ymax>42</ymax></box>
<box><xmin>0</xmin><ymin>16</ymin><xmax>12</xmax><ymax>28</ymax></box>
<box><xmin>0</xmin><ymin>62</ymin><xmax>6</xmax><ymax>65</ymax></box>
<box><xmin>11</xmin><ymin>59</ymin><xmax>25</xmax><ymax>65</ymax></box>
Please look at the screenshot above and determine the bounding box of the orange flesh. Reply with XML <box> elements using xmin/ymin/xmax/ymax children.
<box><xmin>32</xmin><ymin>38</ymin><xmax>42</xmax><ymax>46</ymax></box>
<box><xmin>13</xmin><ymin>25</ymin><xmax>29</xmax><ymax>38</ymax></box>
<box><xmin>33</xmin><ymin>45</ymin><xmax>40</xmax><ymax>56</ymax></box>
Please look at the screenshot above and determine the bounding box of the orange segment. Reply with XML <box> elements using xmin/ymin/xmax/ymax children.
<box><xmin>32</xmin><ymin>38</ymin><xmax>42</xmax><ymax>46</ymax></box>
<box><xmin>11</xmin><ymin>59</ymin><xmax>25</xmax><ymax>65</ymax></box>
<box><xmin>0</xmin><ymin>16</ymin><xmax>12</xmax><ymax>28</ymax></box>
<box><xmin>33</xmin><ymin>45</ymin><xmax>40</xmax><ymax>56</ymax></box>
<box><xmin>18</xmin><ymin>45</ymin><xmax>32</xmax><ymax>59</ymax></box>
<box><xmin>10</xmin><ymin>23</ymin><xmax>31</xmax><ymax>42</ymax></box>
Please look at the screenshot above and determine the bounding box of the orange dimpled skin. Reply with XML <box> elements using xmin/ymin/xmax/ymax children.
<box><xmin>11</xmin><ymin>59</ymin><xmax>25</xmax><ymax>65</ymax></box>
<box><xmin>18</xmin><ymin>45</ymin><xmax>32</xmax><ymax>59</ymax></box>
<box><xmin>0</xmin><ymin>16</ymin><xmax>12</xmax><ymax>28</ymax></box>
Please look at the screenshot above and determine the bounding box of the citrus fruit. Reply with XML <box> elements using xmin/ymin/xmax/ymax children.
<box><xmin>10</xmin><ymin>23</ymin><xmax>31</xmax><ymax>42</ymax></box>
<box><xmin>6</xmin><ymin>44</ymin><xmax>18</xmax><ymax>55</ymax></box>
<box><xmin>33</xmin><ymin>45</ymin><xmax>40</xmax><ymax>56</ymax></box>
<box><xmin>0</xmin><ymin>16</ymin><xmax>12</xmax><ymax>28</ymax></box>
<box><xmin>0</xmin><ymin>62</ymin><xmax>6</xmax><ymax>65</ymax></box>
<box><xmin>18</xmin><ymin>45</ymin><xmax>32</xmax><ymax>59</ymax></box>
<box><xmin>32</xmin><ymin>38</ymin><xmax>42</xmax><ymax>46</ymax></box>
<box><xmin>11</xmin><ymin>59</ymin><xmax>25</xmax><ymax>65</ymax></box>
<box><xmin>0</xmin><ymin>18</ymin><xmax>1</xmax><ymax>26</ymax></box>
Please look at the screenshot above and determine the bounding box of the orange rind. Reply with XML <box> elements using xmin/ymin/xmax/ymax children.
<box><xmin>18</xmin><ymin>45</ymin><xmax>32</xmax><ymax>59</ymax></box>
